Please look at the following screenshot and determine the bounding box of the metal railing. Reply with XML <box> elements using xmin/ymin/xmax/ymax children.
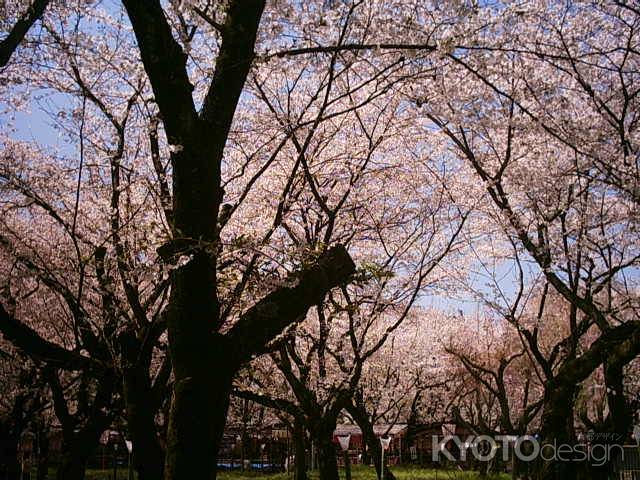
<box><xmin>610</xmin><ymin>446</ymin><xmax>640</xmax><ymax>480</ymax></box>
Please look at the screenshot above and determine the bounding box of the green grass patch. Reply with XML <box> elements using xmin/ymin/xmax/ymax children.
<box><xmin>80</xmin><ymin>465</ymin><xmax>509</xmax><ymax>480</ymax></box>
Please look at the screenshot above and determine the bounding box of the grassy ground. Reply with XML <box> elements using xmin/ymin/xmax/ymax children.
<box><xmin>81</xmin><ymin>465</ymin><xmax>509</xmax><ymax>480</ymax></box>
<box><xmin>84</xmin><ymin>469</ymin><xmax>135</xmax><ymax>480</ymax></box>
<box><xmin>218</xmin><ymin>465</ymin><xmax>509</xmax><ymax>480</ymax></box>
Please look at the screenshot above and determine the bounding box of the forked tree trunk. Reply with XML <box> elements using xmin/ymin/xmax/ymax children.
<box><xmin>120</xmin><ymin>3</ymin><xmax>357</xmax><ymax>480</ymax></box>
<box><xmin>346</xmin><ymin>400</ymin><xmax>396</xmax><ymax>480</ymax></box>
<box><xmin>49</xmin><ymin>370</ymin><xmax>115</xmax><ymax>480</ymax></box>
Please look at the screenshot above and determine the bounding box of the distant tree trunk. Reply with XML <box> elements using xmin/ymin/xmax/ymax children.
<box><xmin>55</xmin><ymin>424</ymin><xmax>109</xmax><ymax>480</ymax></box>
<box><xmin>55</xmin><ymin>448</ymin><xmax>87</xmax><ymax>480</ymax></box>
<box><xmin>404</xmin><ymin>392</ymin><xmax>421</xmax><ymax>461</ymax></box>
<box><xmin>0</xmin><ymin>371</ymin><xmax>47</xmax><ymax>480</ymax></box>
<box><xmin>361</xmin><ymin>439</ymin><xmax>369</xmax><ymax>465</ymax></box>
<box><xmin>477</xmin><ymin>457</ymin><xmax>489</xmax><ymax>477</ymax></box>
<box><xmin>241</xmin><ymin>398</ymin><xmax>250</xmax><ymax>471</ymax></box>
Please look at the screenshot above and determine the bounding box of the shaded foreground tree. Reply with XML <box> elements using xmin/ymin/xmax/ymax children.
<box><xmin>120</xmin><ymin>2</ymin><xmax>357</xmax><ymax>478</ymax></box>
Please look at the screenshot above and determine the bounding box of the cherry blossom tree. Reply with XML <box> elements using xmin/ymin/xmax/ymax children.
<box><xmin>2</xmin><ymin>2</ymin><xmax>639</xmax><ymax>480</ymax></box>
<box><xmin>410</xmin><ymin>3</ymin><xmax>640</xmax><ymax>477</ymax></box>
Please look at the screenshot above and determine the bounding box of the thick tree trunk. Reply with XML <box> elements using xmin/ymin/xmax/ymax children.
<box><xmin>123</xmin><ymin>365</ymin><xmax>165</xmax><ymax>480</ymax></box>
<box><xmin>585</xmin><ymin>360</ymin><xmax>630</xmax><ymax>480</ymax></box>
<box><xmin>35</xmin><ymin>431</ymin><xmax>49</xmax><ymax>480</ymax></box>
<box><xmin>537</xmin><ymin>381</ymin><xmax>578</xmax><ymax>480</ymax></box>
<box><xmin>533</xmin><ymin>322</ymin><xmax>640</xmax><ymax>480</ymax></box>
<box><xmin>55</xmin><ymin>450</ymin><xmax>87</xmax><ymax>480</ymax></box>
<box><xmin>163</xmin><ymin>244</ymin><xmax>225</xmax><ymax>480</ymax></box>
<box><xmin>293</xmin><ymin>417</ymin><xmax>308</xmax><ymax>480</ymax></box>
<box><xmin>0</xmin><ymin>433</ymin><xmax>20</xmax><ymax>480</ymax></box>
<box><xmin>164</xmin><ymin>377</ymin><xmax>232</xmax><ymax>479</ymax></box>
<box><xmin>164</xmin><ymin>336</ymin><xmax>233</xmax><ymax>480</ymax></box>
<box><xmin>55</xmin><ymin>418</ymin><xmax>112</xmax><ymax>480</ymax></box>
<box><xmin>315</xmin><ymin>435</ymin><xmax>339</xmax><ymax>480</ymax></box>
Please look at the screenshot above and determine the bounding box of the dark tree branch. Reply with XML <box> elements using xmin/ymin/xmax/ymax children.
<box><xmin>232</xmin><ymin>389</ymin><xmax>298</xmax><ymax>417</ymax></box>
<box><xmin>267</xmin><ymin>42</ymin><xmax>436</xmax><ymax>59</ymax></box>
<box><xmin>0</xmin><ymin>0</ymin><xmax>50</xmax><ymax>67</ymax></box>
<box><xmin>556</xmin><ymin>321</ymin><xmax>640</xmax><ymax>386</ymax></box>
<box><xmin>121</xmin><ymin>0</ymin><xmax>197</xmax><ymax>144</ymax></box>
<box><xmin>0</xmin><ymin>303</ymin><xmax>99</xmax><ymax>370</ymax></box>
<box><xmin>197</xmin><ymin>0</ymin><xmax>266</xmax><ymax>206</ymax></box>
<box><xmin>226</xmin><ymin>245</ymin><xmax>355</xmax><ymax>365</ymax></box>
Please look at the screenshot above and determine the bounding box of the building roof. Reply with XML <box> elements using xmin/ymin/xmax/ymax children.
<box><xmin>334</xmin><ymin>423</ymin><xmax>408</xmax><ymax>438</ymax></box>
